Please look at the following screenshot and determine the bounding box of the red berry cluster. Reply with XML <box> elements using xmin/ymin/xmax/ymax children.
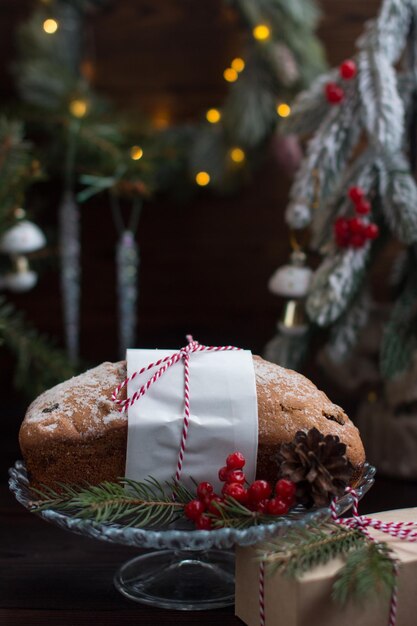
<box><xmin>184</xmin><ymin>451</ymin><xmax>296</xmax><ymax>530</ymax></box>
<box><xmin>325</xmin><ymin>59</ymin><xmax>357</xmax><ymax>105</ymax></box>
<box><xmin>334</xmin><ymin>186</ymin><xmax>379</xmax><ymax>249</ymax></box>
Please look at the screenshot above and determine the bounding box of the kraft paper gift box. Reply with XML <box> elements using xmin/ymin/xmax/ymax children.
<box><xmin>235</xmin><ymin>507</ymin><xmax>417</xmax><ymax>626</ymax></box>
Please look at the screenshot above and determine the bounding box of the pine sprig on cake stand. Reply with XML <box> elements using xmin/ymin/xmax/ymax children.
<box><xmin>30</xmin><ymin>477</ymin><xmax>195</xmax><ymax>528</ymax></box>
<box><xmin>29</xmin><ymin>477</ymin><xmax>294</xmax><ymax>530</ymax></box>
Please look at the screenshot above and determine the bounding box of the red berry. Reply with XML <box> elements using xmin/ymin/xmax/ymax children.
<box><xmin>364</xmin><ymin>223</ymin><xmax>379</xmax><ymax>240</ymax></box>
<box><xmin>226</xmin><ymin>452</ymin><xmax>246</xmax><ymax>470</ymax></box>
<box><xmin>266</xmin><ymin>498</ymin><xmax>289</xmax><ymax>516</ymax></box>
<box><xmin>334</xmin><ymin>218</ymin><xmax>351</xmax><ymax>248</ymax></box>
<box><xmin>335</xmin><ymin>233</ymin><xmax>350</xmax><ymax>248</ymax></box>
<box><xmin>348</xmin><ymin>217</ymin><xmax>366</xmax><ymax>235</ymax></box>
<box><xmin>350</xmin><ymin>233</ymin><xmax>366</xmax><ymax>248</ymax></box>
<box><xmin>348</xmin><ymin>186</ymin><xmax>364</xmax><ymax>203</ymax></box>
<box><xmin>339</xmin><ymin>59</ymin><xmax>357</xmax><ymax>80</ymax></box>
<box><xmin>208</xmin><ymin>496</ymin><xmax>224</xmax><ymax>517</ymax></box>
<box><xmin>355</xmin><ymin>199</ymin><xmax>371</xmax><ymax>215</ymax></box>
<box><xmin>275</xmin><ymin>479</ymin><xmax>296</xmax><ymax>504</ymax></box>
<box><xmin>334</xmin><ymin>217</ymin><xmax>349</xmax><ymax>235</ymax></box>
<box><xmin>222</xmin><ymin>482</ymin><xmax>248</xmax><ymax>504</ymax></box>
<box><xmin>325</xmin><ymin>82</ymin><xmax>345</xmax><ymax>104</ymax></box>
<box><xmin>184</xmin><ymin>499</ymin><xmax>206</xmax><ymax>521</ymax></box>
<box><xmin>197</xmin><ymin>482</ymin><xmax>214</xmax><ymax>500</ymax></box>
<box><xmin>256</xmin><ymin>499</ymin><xmax>268</xmax><ymax>514</ymax></box>
<box><xmin>218</xmin><ymin>466</ymin><xmax>229</xmax><ymax>482</ymax></box>
<box><xmin>248</xmin><ymin>480</ymin><xmax>272</xmax><ymax>503</ymax></box>
<box><xmin>226</xmin><ymin>469</ymin><xmax>246</xmax><ymax>484</ymax></box>
<box><xmin>196</xmin><ymin>514</ymin><xmax>212</xmax><ymax>530</ymax></box>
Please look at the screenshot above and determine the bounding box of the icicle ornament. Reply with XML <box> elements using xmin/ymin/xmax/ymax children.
<box><xmin>116</xmin><ymin>230</ymin><xmax>139</xmax><ymax>359</ymax></box>
<box><xmin>59</xmin><ymin>190</ymin><xmax>81</xmax><ymax>363</ymax></box>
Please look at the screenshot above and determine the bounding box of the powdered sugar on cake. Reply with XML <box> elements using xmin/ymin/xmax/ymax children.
<box><xmin>254</xmin><ymin>357</ymin><xmax>322</xmax><ymax>404</ymax></box>
<box><xmin>24</xmin><ymin>361</ymin><xmax>127</xmax><ymax>436</ymax></box>
<box><xmin>253</xmin><ymin>355</ymin><xmax>348</xmax><ymax>442</ymax></box>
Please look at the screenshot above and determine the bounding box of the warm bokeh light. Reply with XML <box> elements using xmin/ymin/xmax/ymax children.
<box><xmin>206</xmin><ymin>108</ymin><xmax>222</xmax><ymax>124</ymax></box>
<box><xmin>231</xmin><ymin>57</ymin><xmax>245</xmax><ymax>73</ymax></box>
<box><xmin>195</xmin><ymin>171</ymin><xmax>211</xmax><ymax>186</ymax></box>
<box><xmin>277</xmin><ymin>103</ymin><xmax>291</xmax><ymax>118</ymax></box>
<box><xmin>43</xmin><ymin>18</ymin><xmax>58</xmax><ymax>34</ymax></box>
<box><xmin>230</xmin><ymin>147</ymin><xmax>246</xmax><ymax>163</ymax></box>
<box><xmin>130</xmin><ymin>146</ymin><xmax>144</xmax><ymax>160</ymax></box>
<box><xmin>253</xmin><ymin>24</ymin><xmax>271</xmax><ymax>41</ymax></box>
<box><xmin>152</xmin><ymin>109</ymin><xmax>170</xmax><ymax>129</ymax></box>
<box><xmin>69</xmin><ymin>99</ymin><xmax>88</xmax><ymax>118</ymax></box>
<box><xmin>223</xmin><ymin>68</ymin><xmax>238</xmax><ymax>83</ymax></box>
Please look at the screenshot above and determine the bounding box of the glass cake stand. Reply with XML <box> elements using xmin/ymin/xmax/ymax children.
<box><xmin>9</xmin><ymin>460</ymin><xmax>375</xmax><ymax>611</ymax></box>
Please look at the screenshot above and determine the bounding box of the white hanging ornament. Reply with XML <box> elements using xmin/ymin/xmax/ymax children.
<box><xmin>277</xmin><ymin>299</ymin><xmax>309</xmax><ymax>336</ymax></box>
<box><xmin>3</xmin><ymin>255</ymin><xmax>38</xmax><ymax>292</ymax></box>
<box><xmin>285</xmin><ymin>201</ymin><xmax>311</xmax><ymax>230</ymax></box>
<box><xmin>0</xmin><ymin>219</ymin><xmax>46</xmax><ymax>255</ymax></box>
<box><xmin>268</xmin><ymin>250</ymin><xmax>312</xmax><ymax>298</ymax></box>
<box><xmin>264</xmin><ymin>248</ymin><xmax>311</xmax><ymax>368</ymax></box>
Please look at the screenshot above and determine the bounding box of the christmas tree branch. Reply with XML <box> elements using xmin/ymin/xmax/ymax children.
<box><xmin>261</xmin><ymin>521</ymin><xmax>397</xmax><ymax>607</ymax></box>
<box><xmin>333</xmin><ymin>541</ymin><xmax>397</xmax><ymax>605</ymax></box>
<box><xmin>30</xmin><ymin>477</ymin><xmax>194</xmax><ymax>528</ymax></box>
<box><xmin>0</xmin><ymin>296</ymin><xmax>76</xmax><ymax>397</ymax></box>
<box><xmin>261</xmin><ymin>522</ymin><xmax>367</xmax><ymax>577</ymax></box>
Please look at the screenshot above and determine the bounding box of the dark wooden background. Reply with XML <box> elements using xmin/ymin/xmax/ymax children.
<box><xmin>0</xmin><ymin>0</ymin><xmax>380</xmax><ymax>389</ymax></box>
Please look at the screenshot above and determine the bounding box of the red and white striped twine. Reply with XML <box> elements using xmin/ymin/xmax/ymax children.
<box><xmin>259</xmin><ymin>561</ymin><xmax>266</xmax><ymax>626</ymax></box>
<box><xmin>259</xmin><ymin>488</ymin><xmax>417</xmax><ymax>626</ymax></box>
<box><xmin>112</xmin><ymin>335</ymin><xmax>240</xmax><ymax>483</ymax></box>
<box><xmin>330</xmin><ymin>487</ymin><xmax>417</xmax><ymax>626</ymax></box>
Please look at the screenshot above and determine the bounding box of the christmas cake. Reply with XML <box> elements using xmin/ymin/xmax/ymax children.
<box><xmin>19</xmin><ymin>356</ymin><xmax>365</xmax><ymax>487</ymax></box>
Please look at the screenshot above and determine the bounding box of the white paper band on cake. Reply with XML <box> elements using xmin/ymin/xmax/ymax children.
<box><xmin>125</xmin><ymin>347</ymin><xmax>258</xmax><ymax>489</ymax></box>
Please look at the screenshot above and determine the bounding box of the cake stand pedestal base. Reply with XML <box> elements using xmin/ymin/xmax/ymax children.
<box><xmin>113</xmin><ymin>549</ymin><xmax>235</xmax><ymax>610</ymax></box>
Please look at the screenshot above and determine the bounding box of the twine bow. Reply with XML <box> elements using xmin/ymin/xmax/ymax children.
<box><xmin>330</xmin><ymin>487</ymin><xmax>417</xmax><ymax>626</ymax></box>
<box><xmin>259</xmin><ymin>488</ymin><xmax>417</xmax><ymax>626</ymax></box>
<box><xmin>112</xmin><ymin>335</ymin><xmax>240</xmax><ymax>482</ymax></box>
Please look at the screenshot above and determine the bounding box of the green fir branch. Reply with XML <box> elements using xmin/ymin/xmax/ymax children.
<box><xmin>380</xmin><ymin>264</ymin><xmax>417</xmax><ymax>379</ymax></box>
<box><xmin>333</xmin><ymin>541</ymin><xmax>397</xmax><ymax>606</ymax></box>
<box><xmin>260</xmin><ymin>522</ymin><xmax>367</xmax><ymax>578</ymax></box>
<box><xmin>31</xmin><ymin>477</ymin><xmax>292</xmax><ymax>530</ymax></box>
<box><xmin>261</xmin><ymin>521</ymin><xmax>397</xmax><ymax>608</ymax></box>
<box><xmin>0</xmin><ymin>297</ymin><xmax>76</xmax><ymax>398</ymax></box>
<box><xmin>30</xmin><ymin>477</ymin><xmax>193</xmax><ymax>528</ymax></box>
<box><xmin>306</xmin><ymin>248</ymin><xmax>369</xmax><ymax>327</ymax></box>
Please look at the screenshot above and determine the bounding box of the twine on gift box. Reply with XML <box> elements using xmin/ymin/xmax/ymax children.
<box><xmin>112</xmin><ymin>335</ymin><xmax>240</xmax><ymax>483</ymax></box>
<box><xmin>259</xmin><ymin>488</ymin><xmax>417</xmax><ymax>626</ymax></box>
<box><xmin>329</xmin><ymin>488</ymin><xmax>410</xmax><ymax>626</ymax></box>
<box><xmin>259</xmin><ymin>561</ymin><xmax>266</xmax><ymax>626</ymax></box>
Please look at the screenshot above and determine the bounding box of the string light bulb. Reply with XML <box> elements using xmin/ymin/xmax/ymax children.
<box><xmin>253</xmin><ymin>24</ymin><xmax>271</xmax><ymax>41</ymax></box>
<box><xmin>195</xmin><ymin>171</ymin><xmax>211</xmax><ymax>186</ymax></box>
<box><xmin>231</xmin><ymin>57</ymin><xmax>245</xmax><ymax>73</ymax></box>
<box><xmin>206</xmin><ymin>108</ymin><xmax>221</xmax><ymax>124</ymax></box>
<box><xmin>69</xmin><ymin>99</ymin><xmax>88</xmax><ymax>118</ymax></box>
<box><xmin>130</xmin><ymin>146</ymin><xmax>144</xmax><ymax>160</ymax></box>
<box><xmin>277</xmin><ymin>103</ymin><xmax>291</xmax><ymax>118</ymax></box>
<box><xmin>223</xmin><ymin>68</ymin><xmax>238</xmax><ymax>83</ymax></box>
<box><xmin>43</xmin><ymin>18</ymin><xmax>59</xmax><ymax>34</ymax></box>
<box><xmin>230</xmin><ymin>147</ymin><xmax>246</xmax><ymax>163</ymax></box>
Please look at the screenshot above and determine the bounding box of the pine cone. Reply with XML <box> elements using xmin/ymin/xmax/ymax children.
<box><xmin>277</xmin><ymin>428</ymin><xmax>353</xmax><ymax>508</ymax></box>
